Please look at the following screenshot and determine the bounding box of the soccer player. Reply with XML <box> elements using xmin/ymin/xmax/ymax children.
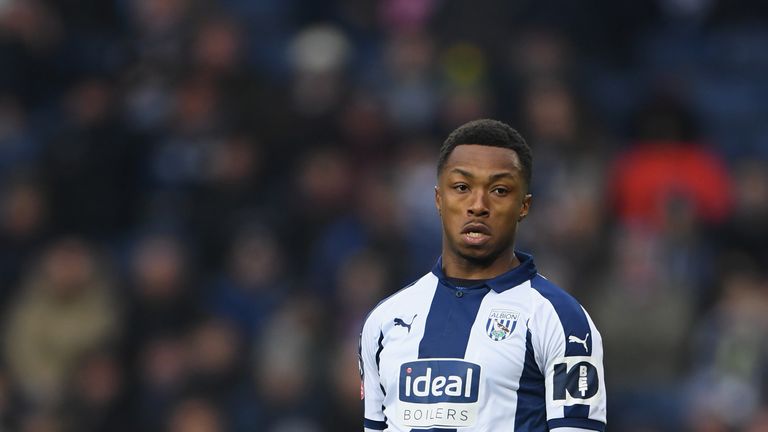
<box><xmin>359</xmin><ymin>119</ymin><xmax>606</xmax><ymax>431</ymax></box>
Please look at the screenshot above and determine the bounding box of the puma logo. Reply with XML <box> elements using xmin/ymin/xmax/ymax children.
<box><xmin>568</xmin><ymin>333</ymin><xmax>590</xmax><ymax>352</ymax></box>
<box><xmin>393</xmin><ymin>314</ymin><xmax>417</xmax><ymax>333</ymax></box>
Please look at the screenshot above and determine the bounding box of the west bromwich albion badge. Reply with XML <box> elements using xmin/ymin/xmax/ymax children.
<box><xmin>486</xmin><ymin>309</ymin><xmax>519</xmax><ymax>341</ymax></box>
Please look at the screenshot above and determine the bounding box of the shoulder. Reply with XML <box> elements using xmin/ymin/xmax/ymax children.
<box><xmin>527</xmin><ymin>274</ymin><xmax>597</xmax><ymax>356</ymax></box>
<box><xmin>527</xmin><ymin>274</ymin><xmax>586</xmax><ymax>316</ymax></box>
<box><xmin>361</xmin><ymin>271</ymin><xmax>438</xmax><ymax>334</ymax></box>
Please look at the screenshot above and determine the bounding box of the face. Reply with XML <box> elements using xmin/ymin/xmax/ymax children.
<box><xmin>435</xmin><ymin>144</ymin><xmax>531</xmax><ymax>268</ymax></box>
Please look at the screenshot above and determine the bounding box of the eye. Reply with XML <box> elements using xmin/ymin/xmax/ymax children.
<box><xmin>453</xmin><ymin>184</ymin><xmax>469</xmax><ymax>193</ymax></box>
<box><xmin>492</xmin><ymin>187</ymin><xmax>509</xmax><ymax>196</ymax></box>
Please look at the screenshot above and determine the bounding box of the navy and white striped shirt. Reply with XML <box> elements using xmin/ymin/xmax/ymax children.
<box><xmin>359</xmin><ymin>252</ymin><xmax>606</xmax><ymax>431</ymax></box>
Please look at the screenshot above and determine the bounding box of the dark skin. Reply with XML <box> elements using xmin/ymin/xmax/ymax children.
<box><xmin>435</xmin><ymin>144</ymin><xmax>532</xmax><ymax>280</ymax></box>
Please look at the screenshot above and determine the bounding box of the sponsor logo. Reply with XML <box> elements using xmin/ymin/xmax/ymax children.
<box><xmin>550</xmin><ymin>356</ymin><xmax>601</xmax><ymax>405</ymax></box>
<box><xmin>394</xmin><ymin>314</ymin><xmax>418</xmax><ymax>333</ymax></box>
<box><xmin>486</xmin><ymin>309</ymin><xmax>519</xmax><ymax>341</ymax></box>
<box><xmin>398</xmin><ymin>359</ymin><xmax>481</xmax><ymax>428</ymax></box>
<box><xmin>568</xmin><ymin>333</ymin><xmax>590</xmax><ymax>352</ymax></box>
<box><xmin>400</xmin><ymin>360</ymin><xmax>479</xmax><ymax>403</ymax></box>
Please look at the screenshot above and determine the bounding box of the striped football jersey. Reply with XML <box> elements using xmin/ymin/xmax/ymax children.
<box><xmin>359</xmin><ymin>252</ymin><xmax>606</xmax><ymax>432</ymax></box>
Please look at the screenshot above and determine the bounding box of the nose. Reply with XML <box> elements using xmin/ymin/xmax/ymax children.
<box><xmin>467</xmin><ymin>190</ymin><xmax>489</xmax><ymax>217</ymax></box>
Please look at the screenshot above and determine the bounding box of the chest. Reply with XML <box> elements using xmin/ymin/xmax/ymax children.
<box><xmin>378</xmin><ymin>289</ymin><xmax>535</xmax><ymax>398</ymax></box>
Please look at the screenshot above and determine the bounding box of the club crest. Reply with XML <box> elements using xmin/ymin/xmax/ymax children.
<box><xmin>486</xmin><ymin>309</ymin><xmax>519</xmax><ymax>341</ymax></box>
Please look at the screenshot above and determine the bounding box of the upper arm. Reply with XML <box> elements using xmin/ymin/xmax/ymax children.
<box><xmin>532</xmin><ymin>293</ymin><xmax>607</xmax><ymax>431</ymax></box>
<box><xmin>360</xmin><ymin>313</ymin><xmax>388</xmax><ymax>430</ymax></box>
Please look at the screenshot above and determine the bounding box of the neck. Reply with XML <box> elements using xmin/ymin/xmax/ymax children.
<box><xmin>441</xmin><ymin>247</ymin><xmax>519</xmax><ymax>280</ymax></box>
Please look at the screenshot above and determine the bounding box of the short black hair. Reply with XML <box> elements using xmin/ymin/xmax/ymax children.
<box><xmin>437</xmin><ymin>119</ymin><xmax>532</xmax><ymax>189</ymax></box>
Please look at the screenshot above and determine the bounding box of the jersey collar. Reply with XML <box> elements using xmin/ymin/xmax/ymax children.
<box><xmin>431</xmin><ymin>251</ymin><xmax>538</xmax><ymax>293</ymax></box>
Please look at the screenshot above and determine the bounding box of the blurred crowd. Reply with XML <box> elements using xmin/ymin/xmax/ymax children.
<box><xmin>1</xmin><ymin>0</ymin><xmax>768</xmax><ymax>431</ymax></box>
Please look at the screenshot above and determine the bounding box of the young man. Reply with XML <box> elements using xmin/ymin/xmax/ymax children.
<box><xmin>359</xmin><ymin>119</ymin><xmax>606</xmax><ymax>431</ymax></box>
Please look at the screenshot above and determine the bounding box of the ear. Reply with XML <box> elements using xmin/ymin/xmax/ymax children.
<box><xmin>435</xmin><ymin>185</ymin><xmax>442</xmax><ymax>216</ymax></box>
<box><xmin>518</xmin><ymin>193</ymin><xmax>532</xmax><ymax>222</ymax></box>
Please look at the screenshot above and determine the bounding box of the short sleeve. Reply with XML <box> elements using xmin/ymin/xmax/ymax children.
<box><xmin>360</xmin><ymin>313</ymin><xmax>388</xmax><ymax>431</ymax></box>
<box><xmin>530</xmin><ymin>278</ymin><xmax>607</xmax><ymax>431</ymax></box>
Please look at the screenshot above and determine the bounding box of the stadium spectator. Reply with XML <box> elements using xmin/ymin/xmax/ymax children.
<box><xmin>3</xmin><ymin>238</ymin><xmax>118</xmax><ymax>408</ymax></box>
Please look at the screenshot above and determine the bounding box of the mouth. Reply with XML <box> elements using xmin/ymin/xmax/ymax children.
<box><xmin>461</xmin><ymin>223</ymin><xmax>491</xmax><ymax>246</ymax></box>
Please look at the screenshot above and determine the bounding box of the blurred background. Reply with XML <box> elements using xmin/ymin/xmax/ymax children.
<box><xmin>0</xmin><ymin>0</ymin><xmax>767</xmax><ymax>431</ymax></box>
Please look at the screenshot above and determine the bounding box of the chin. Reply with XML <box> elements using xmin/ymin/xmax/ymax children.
<box><xmin>457</xmin><ymin>247</ymin><xmax>498</xmax><ymax>266</ymax></box>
